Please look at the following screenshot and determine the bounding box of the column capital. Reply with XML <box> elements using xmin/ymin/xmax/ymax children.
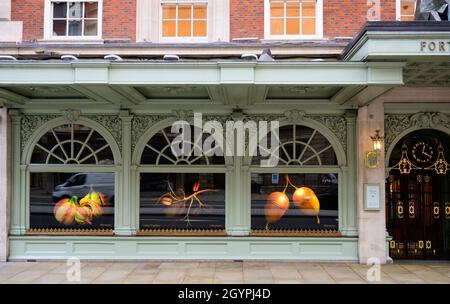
<box><xmin>119</xmin><ymin>110</ymin><xmax>133</xmax><ymax>123</ymax></box>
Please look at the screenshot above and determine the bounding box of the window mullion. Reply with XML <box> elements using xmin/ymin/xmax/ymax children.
<box><xmin>81</xmin><ymin>2</ymin><xmax>85</xmax><ymax>36</ymax></box>
<box><xmin>191</xmin><ymin>3</ymin><xmax>194</xmax><ymax>38</ymax></box>
<box><xmin>66</xmin><ymin>4</ymin><xmax>69</xmax><ymax>36</ymax></box>
<box><xmin>299</xmin><ymin>0</ymin><xmax>303</xmax><ymax>35</ymax></box>
<box><xmin>175</xmin><ymin>4</ymin><xmax>179</xmax><ymax>38</ymax></box>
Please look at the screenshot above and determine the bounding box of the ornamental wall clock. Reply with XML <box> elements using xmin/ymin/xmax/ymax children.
<box><xmin>411</xmin><ymin>141</ymin><xmax>435</xmax><ymax>164</ymax></box>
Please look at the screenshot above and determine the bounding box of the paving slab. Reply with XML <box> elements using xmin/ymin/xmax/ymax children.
<box><xmin>0</xmin><ymin>261</ymin><xmax>448</xmax><ymax>284</ymax></box>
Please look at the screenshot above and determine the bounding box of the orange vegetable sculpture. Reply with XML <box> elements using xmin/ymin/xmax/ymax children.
<box><xmin>53</xmin><ymin>196</ymin><xmax>79</xmax><ymax>225</ymax></box>
<box><xmin>263</xmin><ymin>175</ymin><xmax>322</xmax><ymax>229</ymax></box>
<box><xmin>293</xmin><ymin>186</ymin><xmax>321</xmax><ymax>224</ymax></box>
<box><xmin>54</xmin><ymin>189</ymin><xmax>106</xmax><ymax>225</ymax></box>
<box><xmin>79</xmin><ymin>189</ymin><xmax>107</xmax><ymax>218</ymax></box>
<box><xmin>158</xmin><ymin>180</ymin><xmax>217</xmax><ymax>226</ymax></box>
<box><xmin>264</xmin><ymin>175</ymin><xmax>290</xmax><ymax>229</ymax></box>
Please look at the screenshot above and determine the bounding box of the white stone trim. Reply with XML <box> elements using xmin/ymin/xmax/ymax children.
<box><xmin>0</xmin><ymin>21</ymin><xmax>23</xmax><ymax>43</ymax></box>
<box><xmin>0</xmin><ymin>0</ymin><xmax>11</xmax><ymax>20</ymax></box>
<box><xmin>136</xmin><ymin>0</ymin><xmax>229</xmax><ymax>43</ymax></box>
<box><xmin>264</xmin><ymin>0</ymin><xmax>323</xmax><ymax>40</ymax></box>
<box><xmin>0</xmin><ymin>108</ymin><xmax>10</xmax><ymax>261</ymax></box>
<box><xmin>396</xmin><ymin>0</ymin><xmax>416</xmax><ymax>21</ymax></box>
<box><xmin>43</xmin><ymin>0</ymin><xmax>103</xmax><ymax>41</ymax></box>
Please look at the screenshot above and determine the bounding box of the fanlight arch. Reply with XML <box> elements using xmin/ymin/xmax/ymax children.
<box><xmin>251</xmin><ymin>124</ymin><xmax>338</xmax><ymax>166</ymax></box>
<box><xmin>140</xmin><ymin>124</ymin><xmax>225</xmax><ymax>165</ymax></box>
<box><xmin>30</xmin><ymin>123</ymin><xmax>115</xmax><ymax>165</ymax></box>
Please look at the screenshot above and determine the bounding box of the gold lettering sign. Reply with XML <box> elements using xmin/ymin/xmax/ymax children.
<box><xmin>421</xmin><ymin>41</ymin><xmax>450</xmax><ymax>52</ymax></box>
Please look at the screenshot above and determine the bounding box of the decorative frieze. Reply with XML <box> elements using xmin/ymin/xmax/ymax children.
<box><xmin>20</xmin><ymin>113</ymin><xmax>123</xmax><ymax>153</ymax></box>
<box><xmin>313</xmin><ymin>115</ymin><xmax>348</xmax><ymax>152</ymax></box>
<box><xmin>20</xmin><ymin>114</ymin><xmax>59</xmax><ymax>151</ymax></box>
<box><xmin>385</xmin><ymin>112</ymin><xmax>450</xmax><ymax>151</ymax></box>
<box><xmin>85</xmin><ymin>115</ymin><xmax>123</xmax><ymax>151</ymax></box>
<box><xmin>131</xmin><ymin>115</ymin><xmax>166</xmax><ymax>152</ymax></box>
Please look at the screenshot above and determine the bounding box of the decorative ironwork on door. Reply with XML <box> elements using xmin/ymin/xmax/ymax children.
<box><xmin>387</xmin><ymin>129</ymin><xmax>450</xmax><ymax>260</ymax></box>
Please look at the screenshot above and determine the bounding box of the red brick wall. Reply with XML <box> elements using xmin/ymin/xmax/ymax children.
<box><xmin>230</xmin><ymin>0</ymin><xmax>398</xmax><ymax>40</ymax></box>
<box><xmin>11</xmin><ymin>0</ymin><xmax>44</xmax><ymax>42</ymax></box>
<box><xmin>103</xmin><ymin>0</ymin><xmax>136</xmax><ymax>41</ymax></box>
<box><xmin>11</xmin><ymin>1</ymin><xmax>398</xmax><ymax>43</ymax></box>
<box><xmin>325</xmin><ymin>0</ymin><xmax>397</xmax><ymax>38</ymax></box>
<box><xmin>11</xmin><ymin>0</ymin><xmax>137</xmax><ymax>42</ymax></box>
<box><xmin>230</xmin><ymin>0</ymin><xmax>265</xmax><ymax>40</ymax></box>
<box><xmin>381</xmin><ymin>0</ymin><xmax>396</xmax><ymax>21</ymax></box>
<box><xmin>324</xmin><ymin>0</ymin><xmax>368</xmax><ymax>38</ymax></box>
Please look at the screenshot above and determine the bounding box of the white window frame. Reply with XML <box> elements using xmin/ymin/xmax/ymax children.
<box><xmin>264</xmin><ymin>0</ymin><xmax>323</xmax><ymax>40</ymax></box>
<box><xmin>159</xmin><ymin>0</ymin><xmax>209</xmax><ymax>43</ymax></box>
<box><xmin>396</xmin><ymin>0</ymin><xmax>416</xmax><ymax>21</ymax></box>
<box><xmin>43</xmin><ymin>0</ymin><xmax>103</xmax><ymax>41</ymax></box>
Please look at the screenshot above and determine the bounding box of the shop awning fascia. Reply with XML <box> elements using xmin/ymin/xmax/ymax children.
<box><xmin>0</xmin><ymin>61</ymin><xmax>404</xmax><ymax>86</ymax></box>
<box><xmin>343</xmin><ymin>21</ymin><xmax>450</xmax><ymax>61</ymax></box>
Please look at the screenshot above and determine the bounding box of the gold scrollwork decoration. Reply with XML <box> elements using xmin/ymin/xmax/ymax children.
<box><xmin>392</xmin><ymin>144</ymin><xmax>421</xmax><ymax>174</ymax></box>
<box><xmin>409</xmin><ymin>201</ymin><xmax>415</xmax><ymax>218</ymax></box>
<box><xmin>433</xmin><ymin>202</ymin><xmax>440</xmax><ymax>219</ymax></box>
<box><xmin>445</xmin><ymin>203</ymin><xmax>450</xmax><ymax>219</ymax></box>
<box><xmin>418</xmin><ymin>240</ymin><xmax>424</xmax><ymax>249</ymax></box>
<box><xmin>397</xmin><ymin>201</ymin><xmax>404</xmax><ymax>219</ymax></box>
<box><xmin>390</xmin><ymin>240</ymin><xmax>396</xmax><ymax>249</ymax></box>
<box><xmin>426</xmin><ymin>241</ymin><xmax>432</xmax><ymax>249</ymax></box>
<box><xmin>424</xmin><ymin>144</ymin><xmax>449</xmax><ymax>175</ymax></box>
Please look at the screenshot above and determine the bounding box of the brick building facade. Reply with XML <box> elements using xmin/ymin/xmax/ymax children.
<box><xmin>0</xmin><ymin>1</ymin><xmax>449</xmax><ymax>263</ymax></box>
<box><xmin>7</xmin><ymin>0</ymin><xmax>401</xmax><ymax>43</ymax></box>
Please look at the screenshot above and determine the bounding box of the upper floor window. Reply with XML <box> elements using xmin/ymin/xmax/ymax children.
<box><xmin>397</xmin><ymin>0</ymin><xmax>416</xmax><ymax>21</ymax></box>
<box><xmin>265</xmin><ymin>0</ymin><xmax>323</xmax><ymax>39</ymax></box>
<box><xmin>161</xmin><ymin>0</ymin><xmax>208</xmax><ymax>39</ymax></box>
<box><xmin>44</xmin><ymin>0</ymin><xmax>103</xmax><ymax>39</ymax></box>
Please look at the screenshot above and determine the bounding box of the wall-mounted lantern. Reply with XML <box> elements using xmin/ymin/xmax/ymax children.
<box><xmin>366</xmin><ymin>129</ymin><xmax>384</xmax><ymax>169</ymax></box>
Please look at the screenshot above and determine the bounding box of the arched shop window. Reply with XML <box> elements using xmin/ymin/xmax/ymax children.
<box><xmin>139</xmin><ymin>125</ymin><xmax>226</xmax><ymax>235</ymax></box>
<box><xmin>250</xmin><ymin>124</ymin><xmax>339</xmax><ymax>234</ymax></box>
<box><xmin>28</xmin><ymin>123</ymin><xmax>116</xmax><ymax>233</ymax></box>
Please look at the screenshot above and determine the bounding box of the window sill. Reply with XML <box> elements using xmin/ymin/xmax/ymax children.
<box><xmin>262</xmin><ymin>37</ymin><xmax>325</xmax><ymax>42</ymax></box>
<box><xmin>158</xmin><ymin>38</ymin><xmax>209</xmax><ymax>44</ymax></box>
<box><xmin>38</xmin><ymin>38</ymin><xmax>105</xmax><ymax>44</ymax></box>
<box><xmin>138</xmin><ymin>228</ymin><xmax>226</xmax><ymax>236</ymax></box>
<box><xmin>26</xmin><ymin>228</ymin><xmax>113</xmax><ymax>236</ymax></box>
<box><xmin>251</xmin><ymin>229</ymin><xmax>341</xmax><ymax>237</ymax></box>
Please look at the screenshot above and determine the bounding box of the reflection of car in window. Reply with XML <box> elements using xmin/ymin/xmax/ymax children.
<box><xmin>52</xmin><ymin>173</ymin><xmax>115</xmax><ymax>204</ymax></box>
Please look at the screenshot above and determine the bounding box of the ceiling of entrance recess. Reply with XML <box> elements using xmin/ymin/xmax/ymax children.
<box><xmin>403</xmin><ymin>61</ymin><xmax>450</xmax><ymax>87</ymax></box>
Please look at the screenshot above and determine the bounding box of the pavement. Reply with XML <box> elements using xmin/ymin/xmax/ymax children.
<box><xmin>0</xmin><ymin>261</ymin><xmax>449</xmax><ymax>284</ymax></box>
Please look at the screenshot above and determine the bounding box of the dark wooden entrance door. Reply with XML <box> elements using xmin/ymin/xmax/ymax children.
<box><xmin>386</xmin><ymin>130</ymin><xmax>450</xmax><ymax>260</ymax></box>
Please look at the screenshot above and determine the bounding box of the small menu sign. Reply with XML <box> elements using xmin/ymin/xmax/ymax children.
<box><xmin>364</xmin><ymin>183</ymin><xmax>381</xmax><ymax>211</ymax></box>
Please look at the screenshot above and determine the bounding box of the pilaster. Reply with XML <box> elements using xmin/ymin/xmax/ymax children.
<box><xmin>226</xmin><ymin>157</ymin><xmax>251</xmax><ymax>236</ymax></box>
<box><xmin>114</xmin><ymin>110</ymin><xmax>135</xmax><ymax>236</ymax></box>
<box><xmin>342</xmin><ymin>111</ymin><xmax>358</xmax><ymax>236</ymax></box>
<box><xmin>9</xmin><ymin>110</ymin><xmax>24</xmax><ymax>235</ymax></box>
<box><xmin>0</xmin><ymin>107</ymin><xmax>10</xmax><ymax>261</ymax></box>
<box><xmin>356</xmin><ymin>100</ymin><xmax>387</xmax><ymax>264</ymax></box>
